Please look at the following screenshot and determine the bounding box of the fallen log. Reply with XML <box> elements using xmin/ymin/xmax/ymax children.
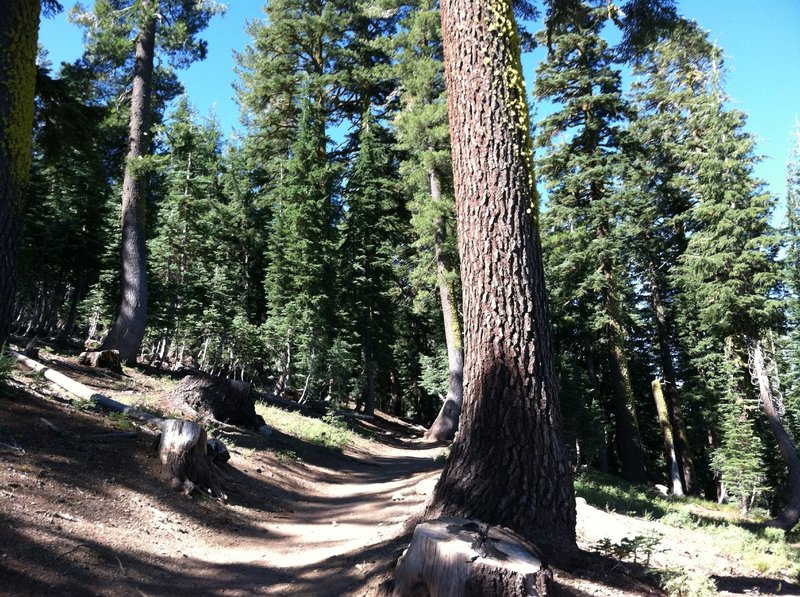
<box><xmin>253</xmin><ymin>391</ymin><xmax>320</xmax><ymax>416</ymax></box>
<box><xmin>12</xmin><ymin>351</ymin><xmax>228</xmax><ymax>499</ymax></box>
<box><xmin>393</xmin><ymin>517</ymin><xmax>551</xmax><ymax>597</ymax></box>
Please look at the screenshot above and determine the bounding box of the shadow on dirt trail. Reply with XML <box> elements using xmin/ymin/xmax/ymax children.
<box><xmin>0</xmin><ymin>375</ymin><xmax>443</xmax><ymax>597</ymax></box>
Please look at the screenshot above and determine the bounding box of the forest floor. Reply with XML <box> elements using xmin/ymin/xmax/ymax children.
<box><xmin>1</xmin><ymin>346</ymin><xmax>799</xmax><ymax>596</ymax></box>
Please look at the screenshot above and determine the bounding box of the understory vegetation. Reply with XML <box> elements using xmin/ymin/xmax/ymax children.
<box><xmin>576</xmin><ymin>471</ymin><xmax>800</xmax><ymax>593</ymax></box>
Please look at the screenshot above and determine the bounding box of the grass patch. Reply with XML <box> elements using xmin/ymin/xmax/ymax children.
<box><xmin>708</xmin><ymin>524</ymin><xmax>800</xmax><ymax>578</ymax></box>
<box><xmin>107</xmin><ymin>411</ymin><xmax>136</xmax><ymax>432</ymax></box>
<box><xmin>256</xmin><ymin>404</ymin><xmax>359</xmax><ymax>451</ymax></box>
<box><xmin>661</xmin><ymin>569</ymin><xmax>717</xmax><ymax>597</ymax></box>
<box><xmin>575</xmin><ymin>470</ymin><xmax>669</xmax><ymax>517</ymax></box>
<box><xmin>578</xmin><ymin>470</ymin><xmax>800</xmax><ymax>581</ymax></box>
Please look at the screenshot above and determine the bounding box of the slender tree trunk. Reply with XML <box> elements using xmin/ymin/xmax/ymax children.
<box><xmin>0</xmin><ymin>1</ymin><xmax>40</xmax><ymax>348</ymax></box>
<box><xmin>364</xmin><ymin>321</ymin><xmax>376</xmax><ymax>416</ymax></box>
<box><xmin>56</xmin><ymin>278</ymin><xmax>84</xmax><ymax>346</ymax></box>
<box><xmin>648</xmin><ymin>259</ymin><xmax>696</xmax><ymax>494</ymax></box>
<box><xmin>425</xmin><ymin>168</ymin><xmax>464</xmax><ymax>442</ymax></box>
<box><xmin>652</xmin><ymin>378</ymin><xmax>684</xmax><ymax>495</ymax></box>
<box><xmin>602</xmin><ymin>258</ymin><xmax>648</xmax><ymax>483</ymax></box>
<box><xmin>101</xmin><ymin>4</ymin><xmax>156</xmax><ymax>364</ymax></box>
<box><xmin>585</xmin><ymin>341</ymin><xmax>609</xmax><ymax>472</ymax></box>
<box><xmin>426</xmin><ymin>0</ymin><xmax>576</xmax><ymax>558</ymax></box>
<box><xmin>750</xmin><ymin>339</ymin><xmax>800</xmax><ymax>531</ymax></box>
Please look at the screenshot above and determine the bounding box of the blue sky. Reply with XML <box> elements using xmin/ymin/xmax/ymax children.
<box><xmin>39</xmin><ymin>1</ymin><xmax>800</xmax><ymax>204</ymax></box>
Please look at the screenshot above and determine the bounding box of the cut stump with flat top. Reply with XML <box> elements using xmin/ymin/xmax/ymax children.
<box><xmin>157</xmin><ymin>419</ymin><xmax>226</xmax><ymax>500</ymax></box>
<box><xmin>393</xmin><ymin>517</ymin><xmax>550</xmax><ymax>597</ymax></box>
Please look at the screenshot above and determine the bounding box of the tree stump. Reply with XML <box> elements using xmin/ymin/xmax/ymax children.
<box><xmin>157</xmin><ymin>419</ymin><xmax>226</xmax><ymax>500</ymax></box>
<box><xmin>163</xmin><ymin>372</ymin><xmax>266</xmax><ymax>430</ymax></box>
<box><xmin>78</xmin><ymin>350</ymin><xmax>122</xmax><ymax>373</ymax></box>
<box><xmin>393</xmin><ymin>518</ymin><xmax>550</xmax><ymax>597</ymax></box>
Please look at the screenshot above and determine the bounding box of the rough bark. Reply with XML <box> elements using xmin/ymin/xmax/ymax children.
<box><xmin>393</xmin><ymin>518</ymin><xmax>550</xmax><ymax>597</ymax></box>
<box><xmin>425</xmin><ymin>168</ymin><xmax>464</xmax><ymax>443</ymax></box>
<box><xmin>750</xmin><ymin>339</ymin><xmax>800</xmax><ymax>531</ymax></box>
<box><xmin>0</xmin><ymin>1</ymin><xmax>40</xmax><ymax>348</ymax></box>
<box><xmin>101</xmin><ymin>4</ymin><xmax>156</xmax><ymax>364</ymax></box>
<box><xmin>648</xmin><ymin>259</ymin><xmax>695</xmax><ymax>494</ymax></box>
<box><xmin>426</xmin><ymin>0</ymin><xmax>577</xmax><ymax>559</ymax></box>
<box><xmin>157</xmin><ymin>419</ymin><xmax>226</xmax><ymax>500</ymax></box>
<box><xmin>652</xmin><ymin>378</ymin><xmax>683</xmax><ymax>496</ymax></box>
<box><xmin>163</xmin><ymin>372</ymin><xmax>266</xmax><ymax>431</ymax></box>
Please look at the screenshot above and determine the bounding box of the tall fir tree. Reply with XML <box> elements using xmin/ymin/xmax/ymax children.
<box><xmin>393</xmin><ymin>0</ymin><xmax>464</xmax><ymax>439</ymax></box>
<box><xmin>16</xmin><ymin>60</ymin><xmax>120</xmax><ymax>343</ymax></box>
<box><xmin>535</xmin><ymin>0</ymin><xmax>647</xmax><ymax>482</ymax></box>
<box><xmin>624</xmin><ymin>19</ymin><xmax>719</xmax><ymax>495</ymax></box>
<box><xmin>263</xmin><ymin>96</ymin><xmax>336</xmax><ymax>398</ymax></box>
<box><xmin>781</xmin><ymin>122</ymin><xmax>800</xmax><ymax>442</ymax></box>
<box><xmin>339</xmin><ymin>115</ymin><xmax>405</xmax><ymax>415</ymax></box>
<box><xmin>71</xmin><ymin>0</ymin><xmax>222</xmax><ymax>363</ymax></box>
<box><xmin>670</xmin><ymin>49</ymin><xmax>800</xmax><ymax>527</ymax></box>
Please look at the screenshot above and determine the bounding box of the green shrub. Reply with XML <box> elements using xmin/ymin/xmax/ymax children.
<box><xmin>0</xmin><ymin>345</ymin><xmax>14</xmax><ymax>384</ymax></box>
<box><xmin>662</xmin><ymin>570</ymin><xmax>717</xmax><ymax>597</ymax></box>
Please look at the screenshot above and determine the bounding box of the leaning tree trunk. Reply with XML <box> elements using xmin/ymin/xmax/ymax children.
<box><xmin>601</xmin><ymin>250</ymin><xmax>648</xmax><ymax>484</ymax></box>
<box><xmin>101</xmin><ymin>5</ymin><xmax>156</xmax><ymax>364</ymax></box>
<box><xmin>652</xmin><ymin>378</ymin><xmax>683</xmax><ymax>496</ymax></box>
<box><xmin>750</xmin><ymin>339</ymin><xmax>800</xmax><ymax>531</ymax></box>
<box><xmin>0</xmin><ymin>1</ymin><xmax>40</xmax><ymax>348</ymax></box>
<box><xmin>425</xmin><ymin>168</ymin><xmax>464</xmax><ymax>443</ymax></box>
<box><xmin>425</xmin><ymin>0</ymin><xmax>576</xmax><ymax>559</ymax></box>
<box><xmin>649</xmin><ymin>259</ymin><xmax>696</xmax><ymax>494</ymax></box>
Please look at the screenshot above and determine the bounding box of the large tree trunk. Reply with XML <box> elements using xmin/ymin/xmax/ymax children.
<box><xmin>648</xmin><ymin>259</ymin><xmax>696</xmax><ymax>494</ymax></box>
<box><xmin>101</xmin><ymin>4</ymin><xmax>156</xmax><ymax>364</ymax></box>
<box><xmin>0</xmin><ymin>1</ymin><xmax>40</xmax><ymax>348</ymax></box>
<box><xmin>425</xmin><ymin>0</ymin><xmax>576</xmax><ymax>559</ymax></box>
<box><xmin>425</xmin><ymin>168</ymin><xmax>464</xmax><ymax>443</ymax></box>
<box><xmin>750</xmin><ymin>339</ymin><xmax>800</xmax><ymax>531</ymax></box>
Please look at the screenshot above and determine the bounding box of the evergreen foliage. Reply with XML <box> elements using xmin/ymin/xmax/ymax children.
<box><xmin>338</xmin><ymin>115</ymin><xmax>406</xmax><ymax>414</ymax></box>
<box><xmin>263</xmin><ymin>97</ymin><xmax>336</xmax><ymax>398</ymax></box>
<box><xmin>535</xmin><ymin>0</ymin><xmax>647</xmax><ymax>482</ymax></box>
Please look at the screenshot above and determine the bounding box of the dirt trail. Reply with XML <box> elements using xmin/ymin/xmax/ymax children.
<box><xmin>0</xmin><ymin>366</ymin><xmax>444</xmax><ymax>597</ymax></box>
